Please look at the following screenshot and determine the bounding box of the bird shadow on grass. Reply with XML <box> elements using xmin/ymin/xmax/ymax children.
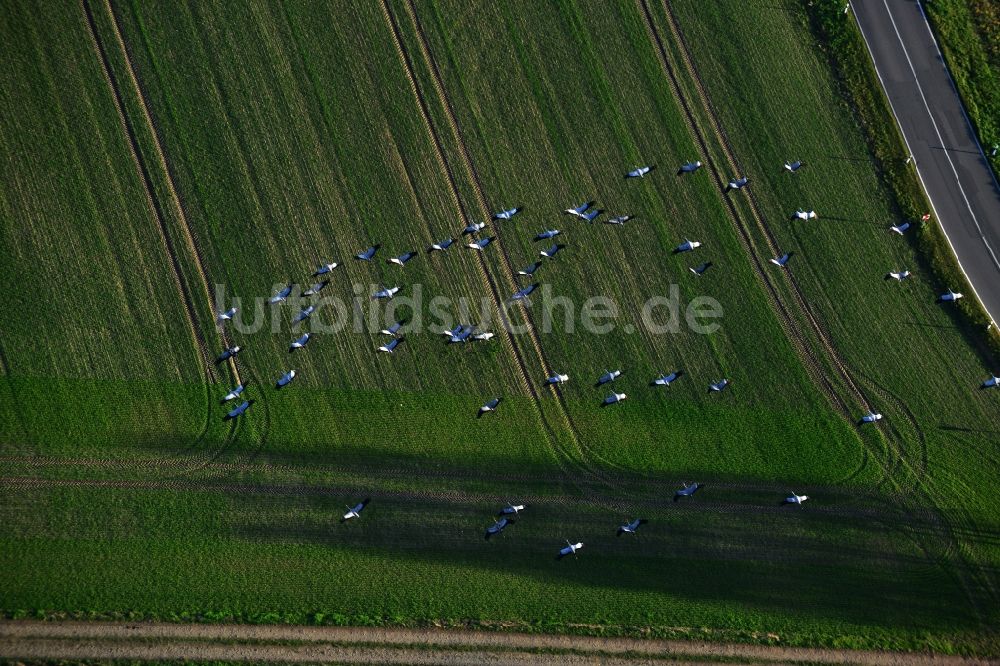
<box><xmin>142</xmin><ymin>437</ymin><xmax>571</xmax><ymax>483</ymax></box>
<box><xmin>938</xmin><ymin>423</ymin><xmax>1000</xmax><ymax>435</ymax></box>
<box><xmin>814</xmin><ymin>215</ymin><xmax>870</xmax><ymax>224</ymax></box>
<box><xmin>904</xmin><ymin>320</ymin><xmax>957</xmax><ymax>330</ymax></box>
<box><xmin>820</xmin><ymin>155</ymin><xmax>873</xmax><ymax>163</ymax></box>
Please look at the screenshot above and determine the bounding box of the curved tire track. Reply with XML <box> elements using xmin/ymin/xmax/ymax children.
<box><xmin>655</xmin><ymin>0</ymin><xmax>991</xmax><ymax>619</ymax></box>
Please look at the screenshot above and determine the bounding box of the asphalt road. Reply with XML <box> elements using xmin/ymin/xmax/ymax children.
<box><xmin>851</xmin><ymin>0</ymin><xmax>1000</xmax><ymax>325</ymax></box>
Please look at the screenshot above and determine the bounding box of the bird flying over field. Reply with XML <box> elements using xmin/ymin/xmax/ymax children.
<box><xmin>885</xmin><ymin>270</ymin><xmax>912</xmax><ymax>281</ymax></box>
<box><xmin>784</xmin><ymin>160</ymin><xmax>805</xmax><ymax>173</ymax></box>
<box><xmin>540</xmin><ymin>243</ymin><xmax>565</xmax><ymax>259</ymax></box>
<box><xmin>580</xmin><ymin>208</ymin><xmax>604</xmax><ymax>223</ymax></box>
<box><xmin>602</xmin><ymin>392</ymin><xmax>627</xmax><ymax>406</ymax></box>
<box><xmin>428</xmin><ymin>237</ymin><xmax>454</xmax><ymax>253</ymax></box>
<box><xmin>518</xmin><ymin>261</ymin><xmax>542</xmax><ymax>277</ymax></box>
<box><xmin>372</xmin><ymin>285</ymin><xmax>400</xmax><ymax>300</ymax></box>
<box><xmin>388</xmin><ymin>251</ymin><xmax>416</xmax><ymax>267</ymax></box>
<box><xmin>493</xmin><ymin>207</ymin><xmax>521</xmax><ymax>221</ymax></box>
<box><xmin>651</xmin><ymin>370</ymin><xmax>683</xmax><ymax>387</ymax></box>
<box><xmin>726</xmin><ymin>176</ymin><xmax>749</xmax><ymax>192</ymax></box>
<box><xmin>275</xmin><ymin>369</ymin><xmax>296</xmax><ymax>389</ymax></box>
<box><xmin>463</xmin><ymin>221</ymin><xmax>487</xmax><ymax>235</ymax></box>
<box><xmin>510</xmin><ymin>284</ymin><xmax>537</xmax><ymax>301</ymax></box>
<box><xmin>890</xmin><ymin>222</ymin><xmax>911</xmax><ymax>235</ymax></box>
<box><xmin>498</xmin><ymin>503</ymin><xmax>525</xmax><ymax>517</ymax></box>
<box><xmin>443</xmin><ymin>325</ymin><xmax>474</xmax><ymax>344</ymax></box>
<box><xmin>441</xmin><ymin>324</ymin><xmax>463</xmax><ymax>341</ymax></box>
<box><xmin>858</xmin><ymin>412</ymin><xmax>882</xmax><ymax>425</ymax></box>
<box><xmin>981</xmin><ymin>375</ymin><xmax>999</xmax><ymax>389</ymax></box>
<box><xmin>709</xmin><ymin>378</ymin><xmax>730</xmax><ymax>392</ymax></box>
<box><xmin>673</xmin><ymin>239</ymin><xmax>702</xmax><ymax>254</ymax></box>
<box><xmin>478</xmin><ymin>397</ymin><xmax>502</xmax><ymax>418</ymax></box>
<box><xmin>605</xmin><ymin>214</ymin><xmax>633</xmax><ymax>226</ymax></box>
<box><xmin>690</xmin><ymin>262</ymin><xmax>712</xmax><ymax>276</ymax></box>
<box><xmin>216</xmin><ymin>346</ymin><xmax>241</xmax><ymax>364</ymax></box>
<box><xmin>937</xmin><ymin>289</ymin><xmax>963</xmax><ymax>303</ymax></box>
<box><xmin>564</xmin><ymin>201</ymin><xmax>596</xmax><ymax>218</ymax></box>
<box><xmin>472</xmin><ymin>331</ymin><xmax>494</xmax><ymax>342</ymax></box>
<box><xmin>792</xmin><ymin>209</ymin><xmax>818</xmax><ymax>221</ymax></box>
<box><xmin>556</xmin><ymin>540</ymin><xmax>584</xmax><ymax>560</ymax></box>
<box><xmin>617</xmin><ymin>518</ymin><xmax>647</xmax><ymax>536</ymax></box>
<box><xmin>782</xmin><ymin>492</ymin><xmax>809</xmax><ymax>505</ymax></box>
<box><xmin>534</xmin><ymin>229</ymin><xmax>561</xmax><ymax>241</ymax></box>
<box><xmin>217</xmin><ymin>307</ymin><xmax>237</xmax><ymax>323</ymax></box>
<box><xmin>626</xmin><ymin>165</ymin><xmax>656</xmax><ymax>179</ymax></box>
<box><xmin>770</xmin><ymin>252</ymin><xmax>792</xmax><ymax>268</ymax></box>
<box><xmin>293</xmin><ymin>305</ymin><xmax>316</xmax><ymax>323</ymax></box>
<box><xmin>595</xmin><ymin>369</ymin><xmax>622</xmax><ymax>386</ymax></box>
<box><xmin>677</xmin><ymin>161</ymin><xmax>702</xmax><ymax>175</ymax></box>
<box><xmin>341</xmin><ymin>498</ymin><xmax>370</xmax><ymax>523</ymax></box>
<box><xmin>673</xmin><ymin>482</ymin><xmax>702</xmax><ymax>502</ymax></box>
<box><xmin>289</xmin><ymin>333</ymin><xmax>310</xmax><ymax>352</ymax></box>
<box><xmin>377</xmin><ymin>337</ymin><xmax>404</xmax><ymax>354</ymax></box>
<box><xmin>466</xmin><ymin>236</ymin><xmax>495</xmax><ymax>251</ymax></box>
<box><xmin>448</xmin><ymin>325</ymin><xmax>479</xmax><ymax>343</ymax></box>
<box><xmin>221</xmin><ymin>384</ymin><xmax>245</xmax><ymax>403</ymax></box>
<box><xmin>303</xmin><ymin>280</ymin><xmax>330</xmax><ymax>296</ymax></box>
<box><xmin>355</xmin><ymin>245</ymin><xmax>380</xmax><ymax>261</ymax></box>
<box><xmin>224</xmin><ymin>399</ymin><xmax>253</xmax><ymax>420</ymax></box>
<box><xmin>380</xmin><ymin>320</ymin><xmax>406</xmax><ymax>337</ymax></box>
<box><xmin>269</xmin><ymin>284</ymin><xmax>293</xmax><ymax>304</ymax></box>
<box><xmin>546</xmin><ymin>373</ymin><xmax>569</xmax><ymax>385</ymax></box>
<box><xmin>485</xmin><ymin>517</ymin><xmax>513</xmax><ymax>540</ymax></box>
<box><xmin>313</xmin><ymin>262</ymin><xmax>339</xmax><ymax>276</ymax></box>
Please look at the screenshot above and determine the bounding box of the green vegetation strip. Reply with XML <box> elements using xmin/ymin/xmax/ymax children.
<box><xmin>923</xmin><ymin>0</ymin><xmax>1000</xmax><ymax>179</ymax></box>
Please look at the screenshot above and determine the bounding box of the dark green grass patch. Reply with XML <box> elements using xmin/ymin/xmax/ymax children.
<box><xmin>1</xmin><ymin>482</ymin><xmax>988</xmax><ymax>653</ymax></box>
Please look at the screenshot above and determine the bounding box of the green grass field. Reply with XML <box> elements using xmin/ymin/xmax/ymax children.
<box><xmin>1</xmin><ymin>0</ymin><xmax>998</xmax><ymax>654</ymax></box>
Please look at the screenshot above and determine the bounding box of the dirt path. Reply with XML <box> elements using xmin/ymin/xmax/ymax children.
<box><xmin>0</xmin><ymin>621</ymin><xmax>986</xmax><ymax>665</ymax></box>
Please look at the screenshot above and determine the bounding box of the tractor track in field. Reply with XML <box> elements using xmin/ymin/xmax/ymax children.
<box><xmin>633</xmin><ymin>0</ymin><xmax>849</xmax><ymax>423</ymax></box>
<box><xmin>0</xmin><ymin>453</ymin><xmax>586</xmax><ymax>486</ymax></box>
<box><xmin>81</xmin><ymin>0</ymin><xmax>215</xmax><ymax>385</ymax></box>
<box><xmin>658</xmin><ymin>0</ymin><xmax>932</xmax><ymax>487</ymax></box>
<box><xmin>85</xmin><ymin>0</ymin><xmax>237</xmax><ymax>388</ymax></box>
<box><xmin>657</xmin><ymin>0</ymin><xmax>938</xmax><ymax>509</ymax></box>
<box><xmin>0</xmin><ymin>453</ymin><xmax>900</xmax><ymax>499</ymax></box>
<box><xmin>79</xmin><ymin>0</ymin><xmax>229</xmax><ymax>471</ymax></box>
<box><xmin>633</xmin><ymin>0</ymin><xmax>887</xmax><ymax>485</ymax></box>
<box><xmin>637</xmin><ymin>0</ymin><xmax>913</xmax><ymax>497</ymax></box>
<box><xmin>83</xmin><ymin>0</ymin><xmax>270</xmax><ymax>474</ymax></box>
<box><xmin>0</xmin><ymin>452</ymin><xmax>929</xmax><ymax>524</ymax></box>
<box><xmin>0</xmin><ymin>474</ymin><xmax>927</xmax><ymax>527</ymax></box>
<box><xmin>378</xmin><ymin>0</ymin><xmax>617</xmax><ymax>494</ymax></box>
<box><xmin>653</xmin><ymin>0</ymin><xmax>993</xmax><ymax>618</ymax></box>
<box><xmin>394</xmin><ymin>0</ymin><xmax>628</xmax><ymax>487</ymax></box>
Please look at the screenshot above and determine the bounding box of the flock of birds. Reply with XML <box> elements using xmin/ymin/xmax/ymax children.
<box><xmin>334</xmin><ymin>485</ymin><xmax>809</xmax><ymax>560</ymax></box>
<box><xmin>213</xmin><ymin>161</ymin><xmax>758</xmax><ymax>422</ymax></box>
<box><xmin>211</xmin><ymin>156</ymin><xmax>998</xmax><ymax>544</ymax></box>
